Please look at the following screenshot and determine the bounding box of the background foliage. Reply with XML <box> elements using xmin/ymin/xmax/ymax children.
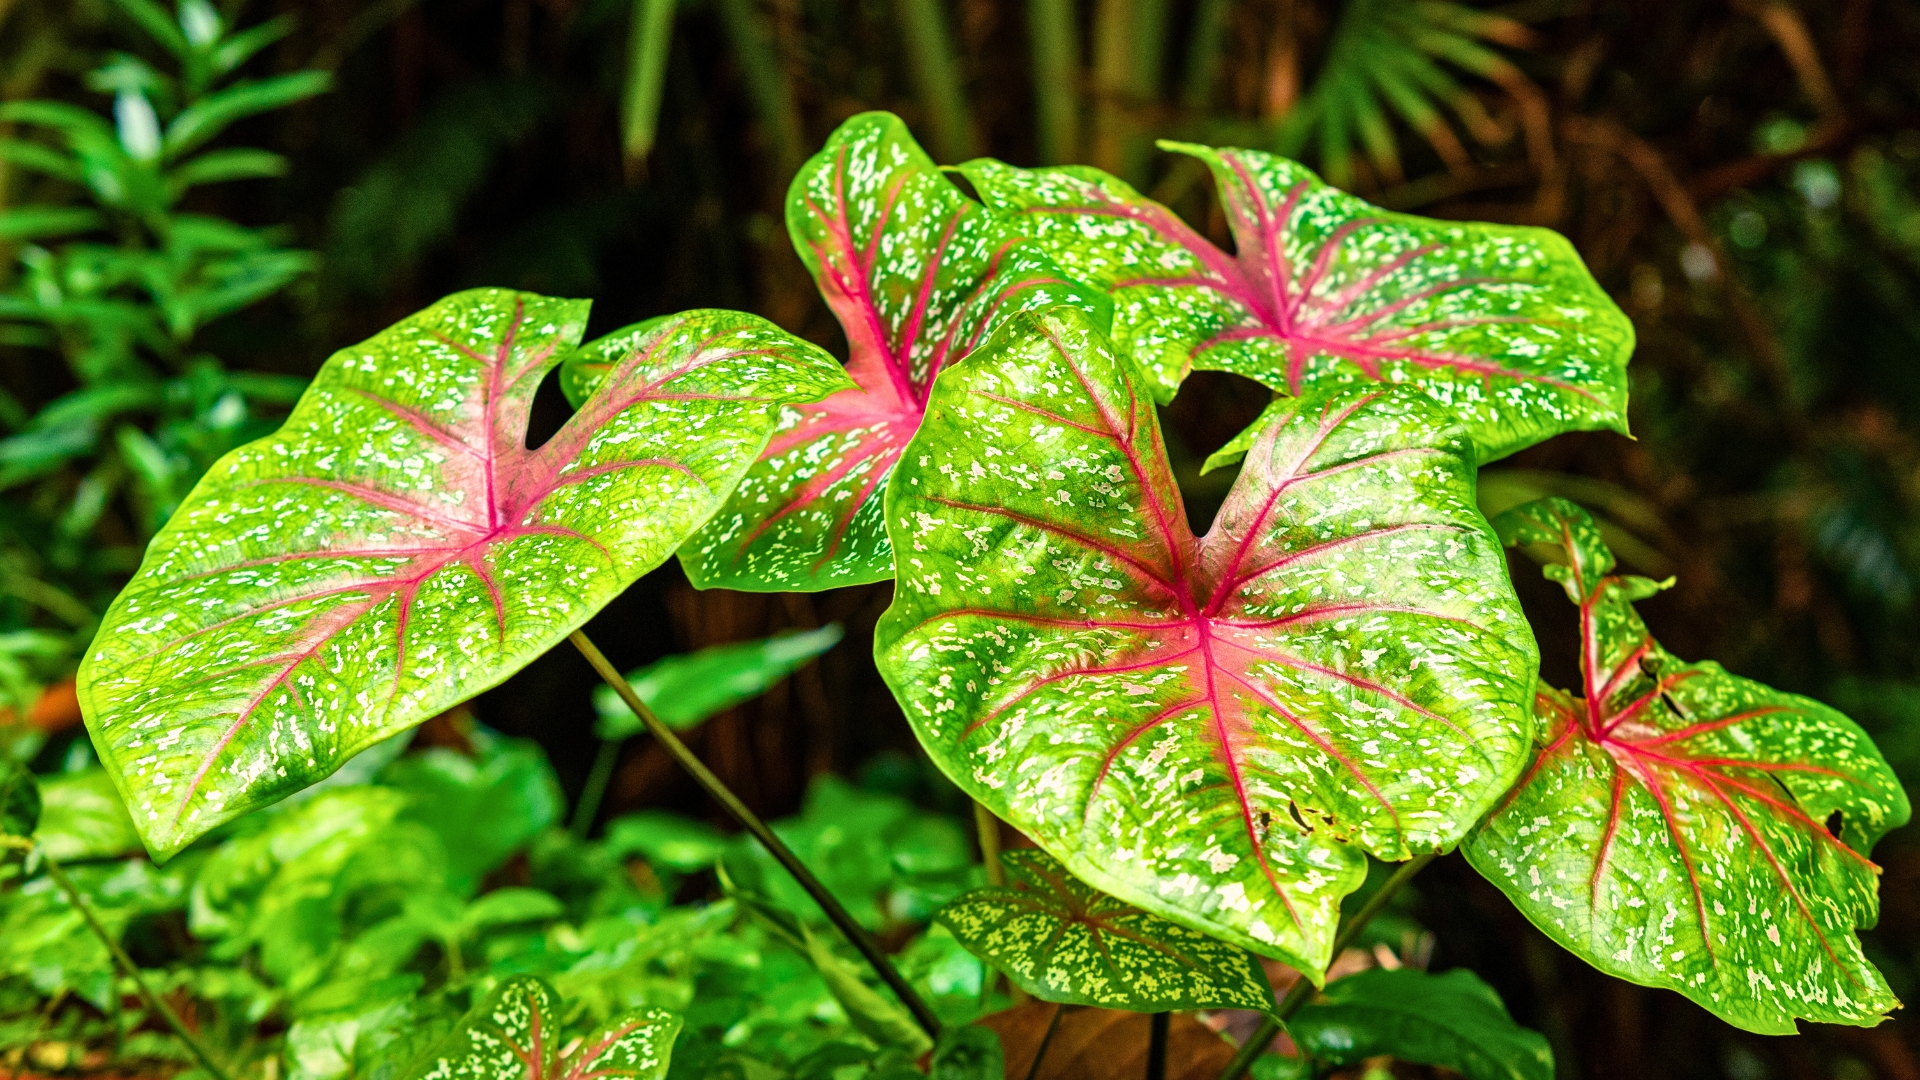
<box><xmin>3</xmin><ymin>0</ymin><xmax>1920</xmax><ymax>1077</ymax></box>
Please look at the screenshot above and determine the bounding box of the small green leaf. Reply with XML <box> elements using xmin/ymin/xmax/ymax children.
<box><xmin>408</xmin><ymin>974</ymin><xmax>680</xmax><ymax>1080</ymax></box>
<box><xmin>1466</xmin><ymin>498</ymin><xmax>1910</xmax><ymax>1034</ymax></box>
<box><xmin>593</xmin><ymin>624</ymin><xmax>843</xmax><ymax>738</ymax></box>
<box><xmin>0</xmin><ymin>207</ymin><xmax>104</xmax><ymax>241</ymax></box>
<box><xmin>929</xmin><ymin>1026</ymin><xmax>1003</xmax><ymax>1080</ymax></box>
<box><xmin>959</xmin><ymin>146</ymin><xmax>1633</xmax><ymax>461</ymax></box>
<box><xmin>1</xmin><ymin>758</ymin><xmax>39</xmax><ymax>841</ymax></box>
<box><xmin>32</xmin><ymin>769</ymin><xmax>141</xmax><ymax>860</ymax></box>
<box><xmin>164</xmin><ymin>71</ymin><xmax>333</xmax><ymax>159</ymax></box>
<box><xmin>79</xmin><ymin>289</ymin><xmax>852</xmax><ymax>859</ymax></box>
<box><xmin>1286</xmin><ymin>968</ymin><xmax>1552</xmax><ymax>1080</ymax></box>
<box><xmin>603</xmin><ymin>810</ymin><xmax>727</xmax><ymax>872</ymax></box>
<box><xmin>384</xmin><ymin>740</ymin><xmax>564</xmax><ymax>896</ymax></box>
<box><xmin>876</xmin><ymin>304</ymin><xmax>1536</xmax><ymax>974</ymax></box>
<box><xmin>935</xmin><ymin>849</ymin><xmax>1276</xmax><ymax>1013</ymax></box>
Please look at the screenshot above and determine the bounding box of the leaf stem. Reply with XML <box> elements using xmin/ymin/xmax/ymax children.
<box><xmin>972</xmin><ymin>799</ymin><xmax>1028</xmax><ymax>1006</ymax></box>
<box><xmin>1146</xmin><ymin>1010</ymin><xmax>1169</xmax><ymax>1080</ymax></box>
<box><xmin>1216</xmin><ymin>852</ymin><xmax>1437</xmax><ymax>1080</ymax></box>
<box><xmin>1022</xmin><ymin>1002</ymin><xmax>1067</xmax><ymax>1080</ymax></box>
<box><xmin>570</xmin><ymin>737</ymin><xmax>622</xmax><ymax>838</ymax></box>
<box><xmin>36</xmin><ymin>847</ymin><xmax>235</xmax><ymax>1080</ymax></box>
<box><xmin>569</xmin><ymin>629</ymin><xmax>943</xmax><ymax>1039</ymax></box>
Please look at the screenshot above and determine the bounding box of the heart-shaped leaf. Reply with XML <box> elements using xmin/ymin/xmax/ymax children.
<box><xmin>566</xmin><ymin>112</ymin><xmax>1106</xmax><ymax>592</ymax></box>
<box><xmin>958</xmin><ymin>145</ymin><xmax>1633</xmax><ymax>462</ymax></box>
<box><xmin>78</xmin><ymin>288</ymin><xmax>852</xmax><ymax>858</ymax></box>
<box><xmin>1465</xmin><ymin>497</ymin><xmax>1909</xmax><ymax>1034</ymax></box>
<box><xmin>875</xmin><ymin>304</ymin><xmax>1536</xmax><ymax>973</ymax></box>
<box><xmin>935</xmin><ymin>848</ymin><xmax>1276</xmax><ymax>1013</ymax></box>
<box><xmin>408</xmin><ymin>974</ymin><xmax>680</xmax><ymax>1080</ymax></box>
<box><xmin>1285</xmin><ymin>968</ymin><xmax>1553</xmax><ymax>1080</ymax></box>
<box><xmin>592</xmin><ymin>623</ymin><xmax>844</xmax><ymax>738</ymax></box>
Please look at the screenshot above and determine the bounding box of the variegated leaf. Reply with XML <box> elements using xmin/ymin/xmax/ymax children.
<box><xmin>959</xmin><ymin>145</ymin><xmax>1633</xmax><ymax>462</ymax></box>
<box><xmin>79</xmin><ymin>289</ymin><xmax>851</xmax><ymax>858</ymax></box>
<box><xmin>1466</xmin><ymin>498</ymin><xmax>1909</xmax><ymax>1034</ymax></box>
<box><xmin>876</xmin><ymin>304</ymin><xmax>1536</xmax><ymax>973</ymax></box>
<box><xmin>411</xmin><ymin>975</ymin><xmax>679</xmax><ymax>1080</ymax></box>
<box><xmin>935</xmin><ymin>848</ymin><xmax>1276</xmax><ymax>1013</ymax></box>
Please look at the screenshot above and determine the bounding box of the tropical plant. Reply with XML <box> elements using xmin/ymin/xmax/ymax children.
<box><xmin>8</xmin><ymin>103</ymin><xmax>1909</xmax><ymax>1080</ymax></box>
<box><xmin>0</xmin><ymin>0</ymin><xmax>326</xmax><ymax>735</ymax></box>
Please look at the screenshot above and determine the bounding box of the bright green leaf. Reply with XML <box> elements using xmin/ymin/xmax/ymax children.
<box><xmin>33</xmin><ymin>769</ymin><xmax>141</xmax><ymax>860</ymax></box>
<box><xmin>0</xmin><ymin>207</ymin><xmax>105</xmax><ymax>241</ymax></box>
<box><xmin>572</xmin><ymin>111</ymin><xmax>1107</xmax><ymax>592</ymax></box>
<box><xmin>593</xmin><ymin>624</ymin><xmax>843</xmax><ymax>738</ymax></box>
<box><xmin>407</xmin><ymin>974</ymin><xmax>680</xmax><ymax>1080</ymax></box>
<box><xmin>935</xmin><ymin>848</ymin><xmax>1275</xmax><ymax>1013</ymax></box>
<box><xmin>1286</xmin><ymin>967</ymin><xmax>1552</xmax><ymax>1080</ymax></box>
<box><xmin>1465</xmin><ymin>498</ymin><xmax>1909</xmax><ymax>1034</ymax></box>
<box><xmin>459</xmin><ymin>887</ymin><xmax>566</xmax><ymax>933</ymax></box>
<box><xmin>163</xmin><ymin>71</ymin><xmax>334</xmax><ymax>159</ymax></box>
<box><xmin>384</xmin><ymin>738</ymin><xmax>564</xmax><ymax>896</ymax></box>
<box><xmin>78</xmin><ymin>288</ymin><xmax>852</xmax><ymax>859</ymax></box>
<box><xmin>876</xmin><ymin>304</ymin><xmax>1536</xmax><ymax>973</ymax></box>
<box><xmin>958</xmin><ymin>145</ymin><xmax>1632</xmax><ymax>461</ymax></box>
<box><xmin>603</xmin><ymin>810</ymin><xmax>728</xmax><ymax>872</ymax></box>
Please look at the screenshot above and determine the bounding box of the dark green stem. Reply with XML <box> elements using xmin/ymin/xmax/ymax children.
<box><xmin>38</xmin><ymin>849</ymin><xmax>234</xmax><ymax>1080</ymax></box>
<box><xmin>570</xmin><ymin>630</ymin><xmax>942</xmax><ymax>1039</ymax></box>
<box><xmin>893</xmin><ymin>0</ymin><xmax>977</xmax><ymax>161</ymax></box>
<box><xmin>1216</xmin><ymin>853</ymin><xmax>1438</xmax><ymax>1080</ymax></box>
<box><xmin>1028</xmin><ymin>0</ymin><xmax>1080</xmax><ymax>163</ymax></box>
<box><xmin>714</xmin><ymin>0</ymin><xmax>804</xmax><ymax>177</ymax></box>
<box><xmin>1146</xmin><ymin>1010</ymin><xmax>1170</xmax><ymax>1080</ymax></box>
<box><xmin>1179</xmin><ymin>0</ymin><xmax>1231</xmax><ymax>111</ymax></box>
<box><xmin>570</xmin><ymin>737</ymin><xmax>622</xmax><ymax>838</ymax></box>
<box><xmin>620</xmin><ymin>0</ymin><xmax>678</xmax><ymax>177</ymax></box>
<box><xmin>1022</xmin><ymin>1002</ymin><xmax>1066</xmax><ymax>1080</ymax></box>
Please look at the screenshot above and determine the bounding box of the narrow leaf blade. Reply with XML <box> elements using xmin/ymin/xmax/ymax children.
<box><xmin>877</xmin><ymin>304</ymin><xmax>1536</xmax><ymax>972</ymax></box>
<box><xmin>79</xmin><ymin>289</ymin><xmax>852</xmax><ymax>858</ymax></box>
<box><xmin>936</xmin><ymin>848</ymin><xmax>1276</xmax><ymax>1013</ymax></box>
<box><xmin>592</xmin><ymin>623</ymin><xmax>843</xmax><ymax>737</ymax></box>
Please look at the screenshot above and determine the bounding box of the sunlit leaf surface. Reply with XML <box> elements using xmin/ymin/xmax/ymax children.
<box><xmin>936</xmin><ymin>848</ymin><xmax>1275</xmax><ymax>1012</ymax></box>
<box><xmin>1466</xmin><ymin>498</ymin><xmax>1909</xmax><ymax>1034</ymax></box>
<box><xmin>411</xmin><ymin>974</ymin><xmax>679</xmax><ymax>1080</ymax></box>
<box><xmin>644</xmin><ymin>112</ymin><xmax>1105</xmax><ymax>591</ymax></box>
<box><xmin>877</xmin><ymin>305</ymin><xmax>1535</xmax><ymax>972</ymax></box>
<box><xmin>959</xmin><ymin>146</ymin><xmax>1632</xmax><ymax>461</ymax></box>
<box><xmin>79</xmin><ymin>288</ymin><xmax>851</xmax><ymax>858</ymax></box>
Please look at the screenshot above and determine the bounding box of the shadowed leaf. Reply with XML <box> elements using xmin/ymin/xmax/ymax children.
<box><xmin>592</xmin><ymin>623</ymin><xmax>843</xmax><ymax>737</ymax></box>
<box><xmin>1466</xmin><ymin>497</ymin><xmax>1909</xmax><ymax>1034</ymax></box>
<box><xmin>876</xmin><ymin>305</ymin><xmax>1536</xmax><ymax>973</ymax></box>
<box><xmin>1286</xmin><ymin>967</ymin><xmax>1552</xmax><ymax>1080</ymax></box>
<box><xmin>959</xmin><ymin>146</ymin><xmax>1632</xmax><ymax>461</ymax></box>
<box><xmin>935</xmin><ymin>848</ymin><xmax>1276</xmax><ymax>1013</ymax></box>
<box><xmin>78</xmin><ymin>288</ymin><xmax>852</xmax><ymax>858</ymax></box>
<box><xmin>408</xmin><ymin>974</ymin><xmax>679</xmax><ymax>1080</ymax></box>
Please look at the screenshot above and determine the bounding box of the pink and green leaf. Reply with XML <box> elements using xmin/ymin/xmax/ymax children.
<box><xmin>958</xmin><ymin>144</ymin><xmax>1634</xmax><ymax>462</ymax></box>
<box><xmin>655</xmin><ymin>111</ymin><xmax>1107</xmax><ymax>592</ymax></box>
<box><xmin>77</xmin><ymin>289</ymin><xmax>852</xmax><ymax>859</ymax></box>
<box><xmin>411</xmin><ymin>975</ymin><xmax>679</xmax><ymax>1080</ymax></box>
<box><xmin>1466</xmin><ymin>498</ymin><xmax>1909</xmax><ymax>1034</ymax></box>
<box><xmin>876</xmin><ymin>304</ymin><xmax>1536</xmax><ymax>973</ymax></box>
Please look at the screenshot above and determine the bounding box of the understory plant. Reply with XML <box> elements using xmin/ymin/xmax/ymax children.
<box><xmin>7</xmin><ymin>106</ymin><xmax>1906</xmax><ymax>1080</ymax></box>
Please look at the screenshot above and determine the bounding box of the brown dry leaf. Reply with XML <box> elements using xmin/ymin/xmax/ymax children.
<box><xmin>979</xmin><ymin>1002</ymin><xmax>1237</xmax><ymax>1080</ymax></box>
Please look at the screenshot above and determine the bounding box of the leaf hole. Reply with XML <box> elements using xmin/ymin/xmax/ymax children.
<box><xmin>1826</xmin><ymin>810</ymin><xmax>1844</xmax><ymax>839</ymax></box>
<box><xmin>1661</xmin><ymin>692</ymin><xmax>1686</xmax><ymax>719</ymax></box>
<box><xmin>523</xmin><ymin>361</ymin><xmax>572</xmax><ymax>451</ymax></box>
<box><xmin>1285</xmin><ymin>800</ymin><xmax>1312</xmax><ymax>834</ymax></box>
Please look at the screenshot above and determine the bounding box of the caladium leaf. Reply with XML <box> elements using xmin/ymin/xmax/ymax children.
<box><xmin>409</xmin><ymin>974</ymin><xmax>680</xmax><ymax>1080</ymax></box>
<box><xmin>958</xmin><ymin>145</ymin><xmax>1633</xmax><ymax>462</ymax></box>
<box><xmin>1465</xmin><ymin>497</ymin><xmax>1909</xmax><ymax>1034</ymax></box>
<box><xmin>935</xmin><ymin>848</ymin><xmax>1276</xmax><ymax>1013</ymax></box>
<box><xmin>582</xmin><ymin>111</ymin><xmax>1105</xmax><ymax>592</ymax></box>
<box><xmin>876</xmin><ymin>304</ymin><xmax>1536</xmax><ymax>973</ymax></box>
<box><xmin>78</xmin><ymin>288</ymin><xmax>852</xmax><ymax>859</ymax></box>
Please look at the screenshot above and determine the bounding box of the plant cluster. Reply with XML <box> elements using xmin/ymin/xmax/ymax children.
<box><xmin>0</xmin><ymin>51</ymin><xmax>1910</xmax><ymax>1080</ymax></box>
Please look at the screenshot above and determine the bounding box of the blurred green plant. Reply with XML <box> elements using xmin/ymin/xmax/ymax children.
<box><xmin>0</xmin><ymin>0</ymin><xmax>326</xmax><ymax>734</ymax></box>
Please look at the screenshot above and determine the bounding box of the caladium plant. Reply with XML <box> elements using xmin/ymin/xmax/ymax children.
<box><xmin>561</xmin><ymin>112</ymin><xmax>1107</xmax><ymax>593</ymax></box>
<box><xmin>935</xmin><ymin>849</ymin><xmax>1276</xmax><ymax>1014</ymax></box>
<box><xmin>410</xmin><ymin>975</ymin><xmax>679</xmax><ymax>1080</ymax></box>
<box><xmin>1465</xmin><ymin>498</ymin><xmax>1909</xmax><ymax>1034</ymax></box>
<box><xmin>958</xmin><ymin>144</ymin><xmax>1634</xmax><ymax>462</ymax></box>
<box><xmin>876</xmin><ymin>303</ymin><xmax>1537</xmax><ymax>974</ymax></box>
<box><xmin>77</xmin><ymin>289</ymin><xmax>851</xmax><ymax>858</ymax></box>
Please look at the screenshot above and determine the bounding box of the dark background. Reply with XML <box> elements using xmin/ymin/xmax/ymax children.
<box><xmin>7</xmin><ymin>0</ymin><xmax>1920</xmax><ymax>1076</ymax></box>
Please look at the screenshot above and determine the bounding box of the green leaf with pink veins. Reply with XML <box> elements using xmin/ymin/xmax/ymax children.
<box><xmin>561</xmin><ymin>111</ymin><xmax>1107</xmax><ymax>593</ymax></box>
<box><xmin>875</xmin><ymin>304</ymin><xmax>1537</xmax><ymax>974</ymax></box>
<box><xmin>77</xmin><ymin>288</ymin><xmax>853</xmax><ymax>860</ymax></box>
<box><xmin>1466</xmin><ymin>498</ymin><xmax>1909</xmax><ymax>1035</ymax></box>
<box><xmin>957</xmin><ymin>143</ymin><xmax>1633</xmax><ymax>462</ymax></box>
<box><xmin>409</xmin><ymin>975</ymin><xmax>680</xmax><ymax>1080</ymax></box>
